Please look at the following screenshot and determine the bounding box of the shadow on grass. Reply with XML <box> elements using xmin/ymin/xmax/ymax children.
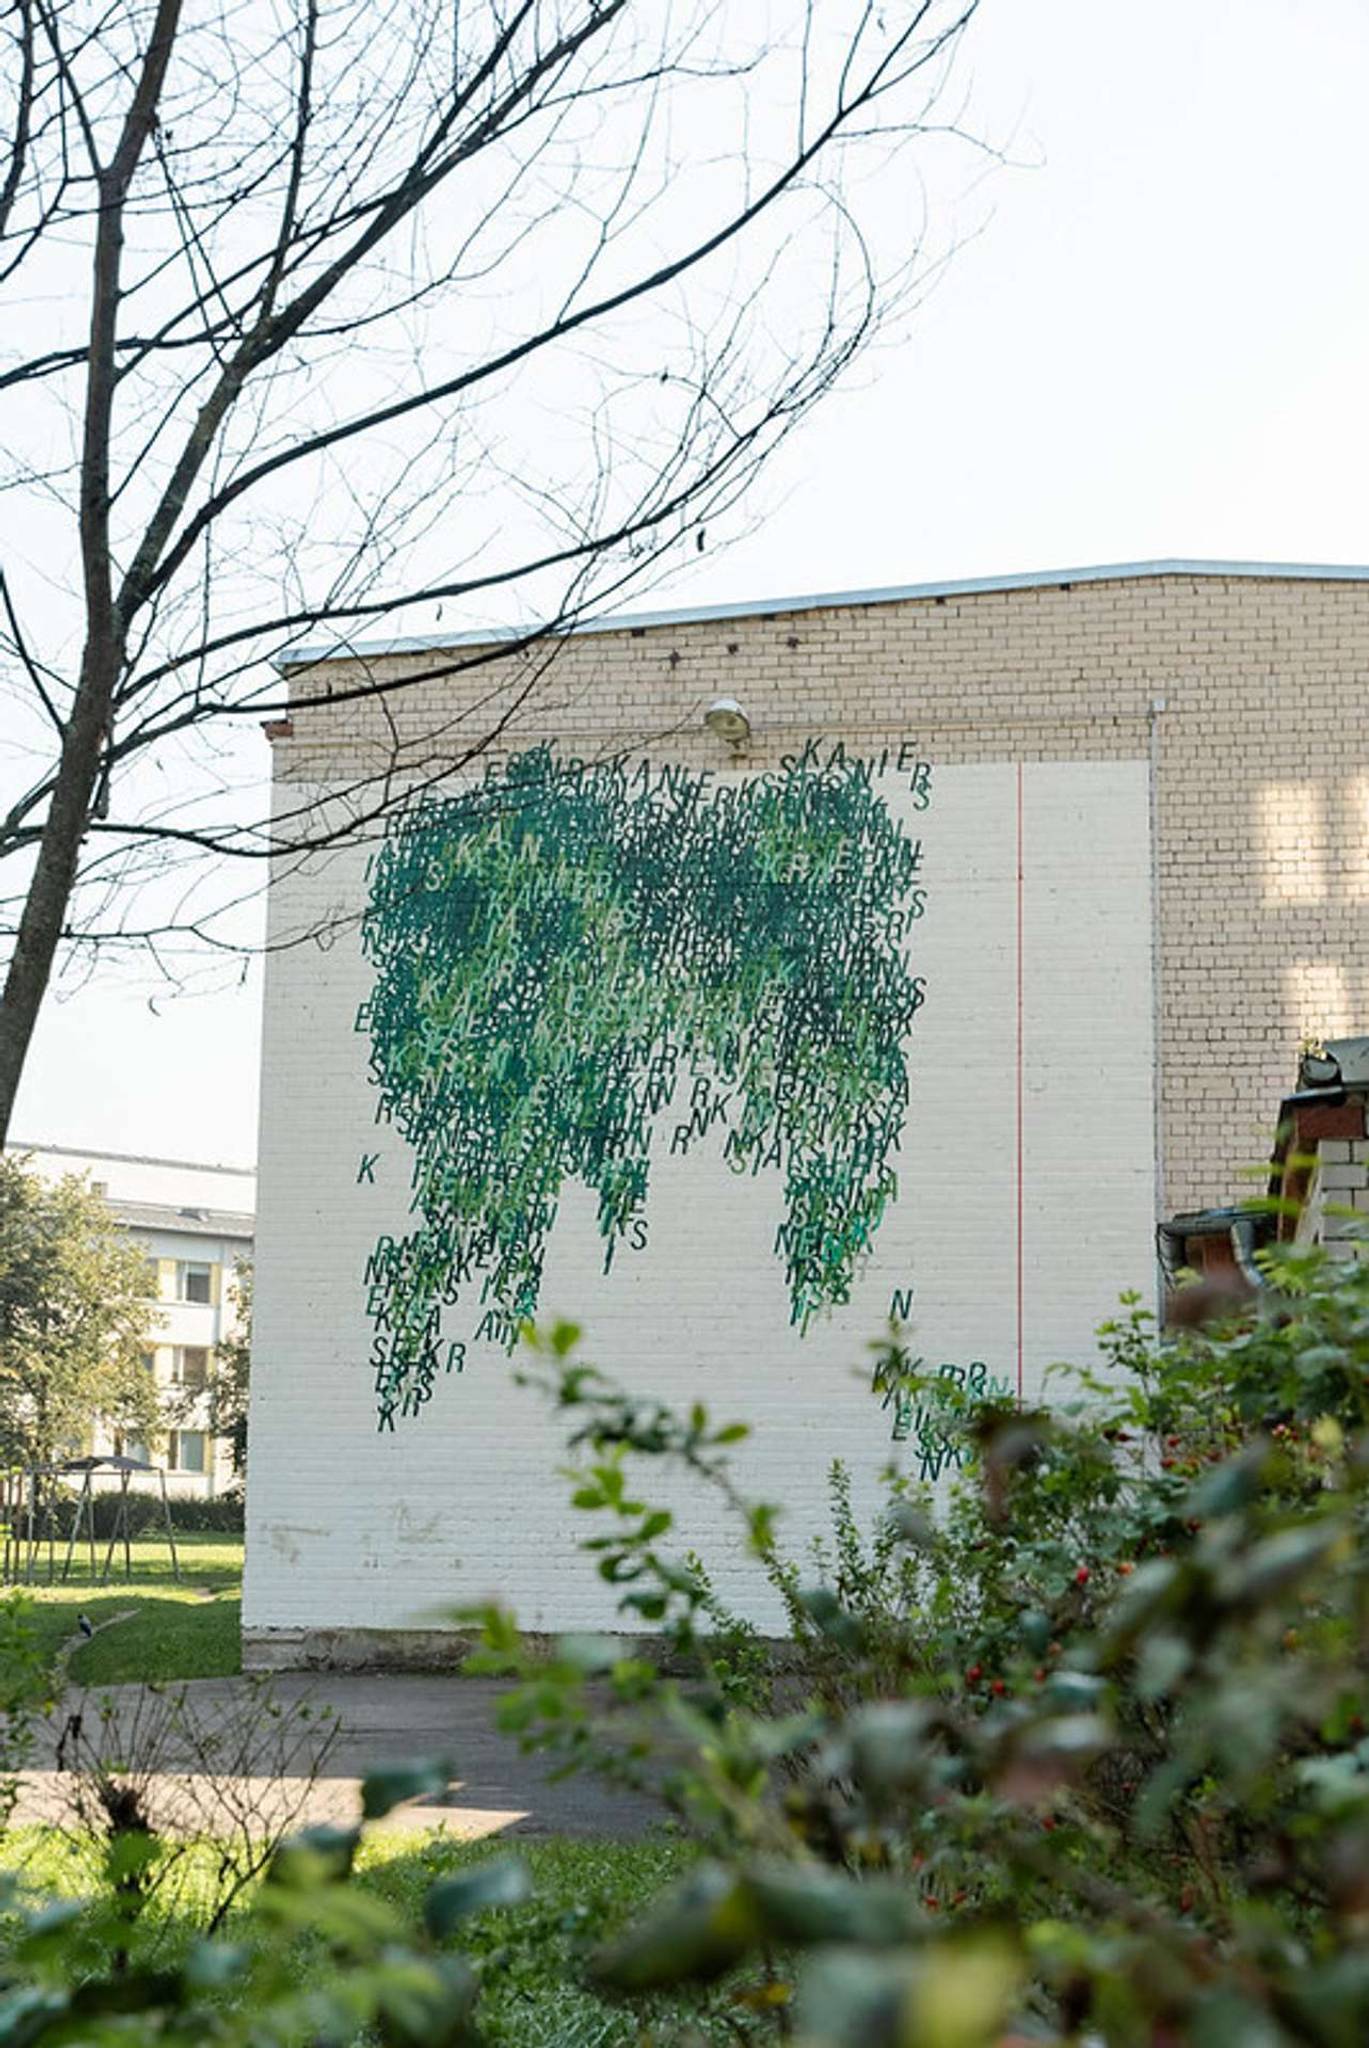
<box><xmin>68</xmin><ymin>1595</ymin><xmax>242</xmax><ymax>1686</ymax></box>
<box><xmin>16</xmin><ymin>1590</ymin><xmax>240</xmax><ymax>1688</ymax></box>
<box><xmin>10</xmin><ymin>1535</ymin><xmax>243</xmax><ymax>1687</ymax></box>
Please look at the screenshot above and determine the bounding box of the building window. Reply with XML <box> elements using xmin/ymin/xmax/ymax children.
<box><xmin>172</xmin><ymin>1346</ymin><xmax>209</xmax><ymax>1391</ymax></box>
<box><xmin>168</xmin><ymin>1430</ymin><xmax>206</xmax><ymax>1474</ymax></box>
<box><xmin>176</xmin><ymin>1261</ymin><xmax>213</xmax><ymax>1304</ymax></box>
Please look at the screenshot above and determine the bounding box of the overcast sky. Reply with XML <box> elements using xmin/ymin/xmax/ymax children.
<box><xmin>13</xmin><ymin>0</ymin><xmax>1369</xmax><ymax>1170</ymax></box>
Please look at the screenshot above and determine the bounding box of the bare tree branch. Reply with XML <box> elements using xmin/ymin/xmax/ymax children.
<box><xmin>0</xmin><ymin>0</ymin><xmax>988</xmax><ymax>1139</ymax></box>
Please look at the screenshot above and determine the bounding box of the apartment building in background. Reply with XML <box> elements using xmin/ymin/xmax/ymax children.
<box><xmin>14</xmin><ymin>1143</ymin><xmax>256</xmax><ymax>1496</ymax></box>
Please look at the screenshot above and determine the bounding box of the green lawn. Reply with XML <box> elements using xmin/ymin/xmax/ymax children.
<box><xmin>3</xmin><ymin>1546</ymin><xmax>735</xmax><ymax>2038</ymax></box>
<box><xmin>0</xmin><ymin>1829</ymin><xmax>719</xmax><ymax>2045</ymax></box>
<box><xmin>8</xmin><ymin>1534</ymin><xmax>242</xmax><ymax>1687</ymax></box>
<box><xmin>361</xmin><ymin>1834</ymin><xmax>722</xmax><ymax>2045</ymax></box>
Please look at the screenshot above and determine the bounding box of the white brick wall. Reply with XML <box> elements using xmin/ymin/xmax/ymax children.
<box><xmin>244</xmin><ymin>759</ymin><xmax>1155</xmax><ymax>1650</ymax></box>
<box><xmin>274</xmin><ymin>568</ymin><xmax>1369</xmax><ymax>1219</ymax></box>
<box><xmin>1299</xmin><ymin>1139</ymin><xmax>1369</xmax><ymax>1255</ymax></box>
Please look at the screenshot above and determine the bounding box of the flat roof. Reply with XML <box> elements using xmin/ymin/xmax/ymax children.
<box><xmin>275</xmin><ymin>556</ymin><xmax>1369</xmax><ymax>670</ymax></box>
<box><xmin>11</xmin><ymin>1139</ymin><xmax>255</xmax><ymax>1179</ymax></box>
<box><xmin>109</xmin><ymin>1199</ymin><xmax>255</xmax><ymax>1239</ymax></box>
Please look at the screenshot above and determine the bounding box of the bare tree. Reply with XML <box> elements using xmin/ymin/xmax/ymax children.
<box><xmin>0</xmin><ymin>0</ymin><xmax>984</xmax><ymax>1142</ymax></box>
<box><xmin>51</xmin><ymin>1677</ymin><xmax>343</xmax><ymax>1938</ymax></box>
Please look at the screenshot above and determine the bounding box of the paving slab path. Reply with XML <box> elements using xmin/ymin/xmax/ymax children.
<box><xmin>19</xmin><ymin>1673</ymin><xmax>662</xmax><ymax>1840</ymax></box>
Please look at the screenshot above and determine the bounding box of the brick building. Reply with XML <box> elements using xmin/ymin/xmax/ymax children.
<box><xmin>244</xmin><ymin>559</ymin><xmax>1369</xmax><ymax>1665</ymax></box>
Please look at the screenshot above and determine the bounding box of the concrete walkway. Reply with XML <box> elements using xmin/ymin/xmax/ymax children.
<box><xmin>19</xmin><ymin>1673</ymin><xmax>662</xmax><ymax>1840</ymax></box>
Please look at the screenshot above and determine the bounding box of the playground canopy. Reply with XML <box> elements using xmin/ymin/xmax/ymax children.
<box><xmin>1</xmin><ymin>1453</ymin><xmax>180</xmax><ymax>1584</ymax></box>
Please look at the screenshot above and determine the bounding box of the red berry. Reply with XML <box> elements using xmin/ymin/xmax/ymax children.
<box><xmin>966</xmin><ymin>1664</ymin><xmax>983</xmax><ymax>1685</ymax></box>
<box><xmin>1034</xmin><ymin>1667</ymin><xmax>1046</xmax><ymax>1683</ymax></box>
<box><xmin>1041</xmin><ymin>1815</ymin><xmax>1057</xmax><ymax>1832</ymax></box>
<box><xmin>991</xmin><ymin>1678</ymin><xmax>1007</xmax><ymax>1696</ymax></box>
<box><xmin>1074</xmin><ymin>1566</ymin><xmax>1090</xmax><ymax>1586</ymax></box>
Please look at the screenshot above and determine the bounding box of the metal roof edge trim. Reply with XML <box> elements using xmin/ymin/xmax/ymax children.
<box><xmin>272</xmin><ymin>557</ymin><xmax>1369</xmax><ymax>670</ymax></box>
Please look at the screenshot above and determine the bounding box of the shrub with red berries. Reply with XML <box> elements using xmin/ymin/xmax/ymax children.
<box><xmin>470</xmin><ymin>1250</ymin><xmax>1369</xmax><ymax>2044</ymax></box>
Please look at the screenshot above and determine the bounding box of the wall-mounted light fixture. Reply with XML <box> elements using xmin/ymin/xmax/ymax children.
<box><xmin>703</xmin><ymin>696</ymin><xmax>751</xmax><ymax>744</ymax></box>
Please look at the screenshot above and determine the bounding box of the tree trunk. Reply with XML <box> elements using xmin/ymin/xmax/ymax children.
<box><xmin>0</xmin><ymin>0</ymin><xmax>181</xmax><ymax>1145</ymax></box>
<box><xmin>0</xmin><ymin>663</ymin><xmax>117</xmax><ymax>1144</ymax></box>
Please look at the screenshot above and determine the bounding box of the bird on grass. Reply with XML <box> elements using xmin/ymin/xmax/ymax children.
<box><xmin>77</xmin><ymin>1613</ymin><xmax>94</xmax><ymax>1638</ymax></box>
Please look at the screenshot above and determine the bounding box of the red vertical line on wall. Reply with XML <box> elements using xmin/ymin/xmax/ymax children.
<box><xmin>1016</xmin><ymin>761</ymin><xmax>1025</xmax><ymax>1405</ymax></box>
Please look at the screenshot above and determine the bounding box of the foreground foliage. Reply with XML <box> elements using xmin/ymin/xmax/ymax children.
<box><xmin>6</xmin><ymin>1247</ymin><xmax>1369</xmax><ymax>2043</ymax></box>
<box><xmin>0</xmin><ymin>1809</ymin><xmax>523</xmax><ymax>2046</ymax></box>
<box><xmin>471</xmin><ymin>1251</ymin><xmax>1369</xmax><ymax>2044</ymax></box>
<box><xmin>0</xmin><ymin>1827</ymin><xmax>706</xmax><ymax>2048</ymax></box>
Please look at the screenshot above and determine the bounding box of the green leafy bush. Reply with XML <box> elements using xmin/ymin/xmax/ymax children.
<box><xmin>78</xmin><ymin>1489</ymin><xmax>246</xmax><ymax>1538</ymax></box>
<box><xmin>8</xmin><ymin>1249</ymin><xmax>1369</xmax><ymax>2044</ymax></box>
<box><xmin>7</xmin><ymin>1488</ymin><xmax>244</xmax><ymax>1550</ymax></box>
<box><xmin>463</xmin><ymin>1252</ymin><xmax>1369</xmax><ymax>2044</ymax></box>
<box><xmin>0</xmin><ymin>1760</ymin><xmax>531</xmax><ymax>2045</ymax></box>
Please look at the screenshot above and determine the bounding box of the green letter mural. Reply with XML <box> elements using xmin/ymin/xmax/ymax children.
<box><xmin>361</xmin><ymin>745</ymin><xmax>929</xmax><ymax>1426</ymax></box>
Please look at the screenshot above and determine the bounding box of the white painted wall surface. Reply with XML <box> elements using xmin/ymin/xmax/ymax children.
<box><xmin>245</xmin><ymin>759</ymin><xmax>1154</xmax><ymax>1641</ymax></box>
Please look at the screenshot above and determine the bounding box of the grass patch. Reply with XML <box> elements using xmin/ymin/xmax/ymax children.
<box><xmin>0</xmin><ymin>1827</ymin><xmax>722</xmax><ymax>2045</ymax></box>
<box><xmin>367</xmin><ymin>1833</ymin><xmax>723</xmax><ymax>2045</ymax></box>
<box><xmin>10</xmin><ymin>1535</ymin><xmax>242</xmax><ymax>1686</ymax></box>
